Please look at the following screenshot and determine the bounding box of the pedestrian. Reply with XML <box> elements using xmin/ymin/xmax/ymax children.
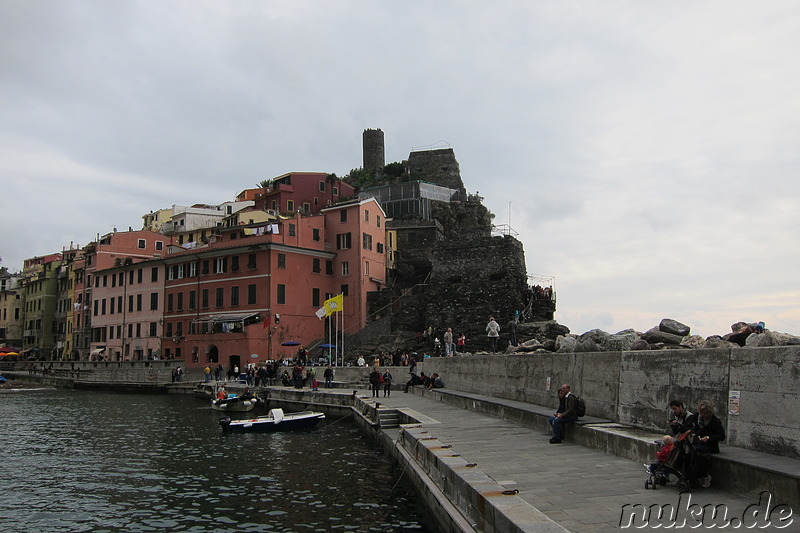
<box><xmin>486</xmin><ymin>317</ymin><xmax>500</xmax><ymax>353</ymax></box>
<box><xmin>457</xmin><ymin>333</ymin><xmax>466</xmax><ymax>354</ymax></box>
<box><xmin>324</xmin><ymin>365</ymin><xmax>334</xmax><ymax>388</ymax></box>
<box><xmin>443</xmin><ymin>328</ymin><xmax>454</xmax><ymax>356</ymax></box>
<box><xmin>203</xmin><ymin>365</ymin><xmax>212</xmax><ymax>383</ymax></box>
<box><xmin>507</xmin><ymin>319</ymin><xmax>518</xmax><ymax>347</ymax></box>
<box><xmin>382</xmin><ymin>369</ymin><xmax>393</xmax><ymax>397</ymax></box>
<box><xmin>369</xmin><ymin>367</ymin><xmax>381</xmax><ymax>398</ymax></box>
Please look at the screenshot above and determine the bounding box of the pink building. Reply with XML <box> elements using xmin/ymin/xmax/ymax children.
<box><xmin>161</xmin><ymin>198</ymin><xmax>386</xmax><ymax>371</ymax></box>
<box><xmin>256</xmin><ymin>172</ymin><xmax>356</xmax><ymax>215</ymax></box>
<box><xmin>77</xmin><ymin>230</ymin><xmax>173</xmax><ymax>360</ymax></box>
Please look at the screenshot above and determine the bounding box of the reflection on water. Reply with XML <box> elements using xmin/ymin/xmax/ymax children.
<box><xmin>0</xmin><ymin>388</ymin><xmax>431</xmax><ymax>532</ymax></box>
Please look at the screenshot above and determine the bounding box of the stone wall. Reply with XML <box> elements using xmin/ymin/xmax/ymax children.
<box><xmin>418</xmin><ymin>346</ymin><xmax>800</xmax><ymax>459</ymax></box>
<box><xmin>407</xmin><ymin>148</ymin><xmax>464</xmax><ymax>192</ymax></box>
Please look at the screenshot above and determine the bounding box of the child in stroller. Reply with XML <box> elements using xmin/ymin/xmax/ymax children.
<box><xmin>644</xmin><ymin>431</ymin><xmax>695</xmax><ymax>491</ymax></box>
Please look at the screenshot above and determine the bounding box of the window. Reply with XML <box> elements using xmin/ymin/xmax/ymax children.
<box><xmin>215</xmin><ymin>257</ymin><xmax>227</xmax><ymax>274</ymax></box>
<box><xmin>215</xmin><ymin>288</ymin><xmax>224</xmax><ymax>307</ymax></box>
<box><xmin>150</xmin><ymin>322</ymin><xmax>157</xmax><ymax>337</ymax></box>
<box><xmin>332</xmin><ymin>186</ymin><xmax>339</xmax><ymax>195</ymax></box>
<box><xmin>312</xmin><ymin>258</ymin><xmax>321</xmax><ymax>273</ymax></box>
<box><xmin>101</xmin><ymin>299</ymin><xmax>106</xmax><ymax>315</ymax></box>
<box><xmin>312</xmin><ymin>288</ymin><xmax>320</xmax><ymax>307</ymax></box>
<box><xmin>150</xmin><ymin>293</ymin><xmax>159</xmax><ymax>310</ymax></box>
<box><xmin>167</xmin><ymin>293</ymin><xmax>174</xmax><ymax>312</ymax></box>
<box><xmin>137</xmin><ymin>294</ymin><xmax>143</xmax><ymax>311</ymax></box>
<box><xmin>377</xmin><ymin>243</ymin><xmax>384</xmax><ymax>254</ymax></box>
<box><xmin>326</xmin><ymin>260</ymin><xmax>333</xmax><ymax>275</ymax></box>
<box><xmin>336</xmin><ymin>232</ymin><xmax>351</xmax><ymax>250</ymax></box>
<box><xmin>167</xmin><ymin>266</ymin><xmax>174</xmax><ymax>281</ymax></box>
<box><xmin>340</xmin><ymin>210</ymin><xmax>347</xmax><ymax>223</ymax></box>
<box><xmin>342</xmin><ymin>261</ymin><xmax>349</xmax><ymax>276</ymax></box>
<box><xmin>341</xmin><ymin>284</ymin><xmax>349</xmax><ymax>296</ymax></box>
<box><xmin>128</xmin><ymin>323</ymin><xmax>133</xmax><ymax>338</ymax></box>
<box><xmin>129</xmin><ymin>270</ymin><xmax>134</xmax><ymax>284</ymax></box>
<box><xmin>151</xmin><ymin>267</ymin><xmax>158</xmax><ymax>282</ymax></box>
<box><xmin>188</xmin><ymin>262</ymin><xmax>197</xmax><ymax>277</ymax></box>
<box><xmin>303</xmin><ymin>203</ymin><xmax>310</xmax><ymax>213</ymax></box>
<box><xmin>177</xmin><ymin>292</ymin><xmax>184</xmax><ymax>311</ymax></box>
<box><xmin>189</xmin><ymin>290</ymin><xmax>196</xmax><ymax>310</ymax></box>
<box><xmin>365</xmin><ymin>260</ymin><xmax>370</xmax><ymax>276</ymax></box>
<box><xmin>362</xmin><ymin>232</ymin><xmax>373</xmax><ymax>250</ymax></box>
<box><xmin>136</xmin><ymin>323</ymin><xmax>141</xmax><ymax>338</ymax></box>
<box><xmin>248</xmin><ymin>284</ymin><xmax>257</xmax><ymax>305</ymax></box>
<box><xmin>111</xmin><ymin>274</ymin><xmax>116</xmax><ymax>288</ymax></box>
<box><xmin>103</xmin><ymin>275</ymin><xmax>108</xmax><ymax>287</ymax></box>
<box><xmin>287</xmin><ymin>200</ymin><xmax>295</xmax><ymax>212</ymax></box>
<box><xmin>313</xmin><ymin>228</ymin><xmax>320</xmax><ymax>241</ymax></box>
<box><xmin>156</xmin><ymin>241</ymin><xmax>164</xmax><ymax>251</ymax></box>
<box><xmin>377</xmin><ymin>215</ymin><xmax>381</xmax><ymax>228</ymax></box>
<box><xmin>277</xmin><ymin>284</ymin><xmax>286</xmax><ymax>304</ymax></box>
<box><xmin>288</xmin><ymin>223</ymin><xmax>296</xmax><ymax>237</ymax></box>
<box><xmin>202</xmin><ymin>289</ymin><xmax>209</xmax><ymax>309</ymax></box>
<box><xmin>110</xmin><ymin>297</ymin><xmax>116</xmax><ymax>314</ymax></box>
<box><xmin>138</xmin><ymin>239</ymin><xmax>146</xmax><ymax>249</ymax></box>
<box><xmin>277</xmin><ymin>253</ymin><xmax>286</xmax><ymax>269</ymax></box>
<box><xmin>117</xmin><ymin>296</ymin><xmax>122</xmax><ymax>312</ymax></box>
<box><xmin>231</xmin><ymin>256</ymin><xmax>239</xmax><ymax>271</ymax></box>
<box><xmin>166</xmin><ymin>322</ymin><xmax>173</xmax><ymax>337</ymax></box>
<box><xmin>248</xmin><ymin>254</ymin><xmax>256</xmax><ymax>269</ymax></box>
<box><xmin>319</xmin><ymin>181</ymin><xmax>325</xmax><ymax>192</ymax></box>
<box><xmin>129</xmin><ymin>295</ymin><xmax>134</xmax><ymax>313</ymax></box>
<box><xmin>231</xmin><ymin>286</ymin><xmax>239</xmax><ymax>307</ymax></box>
<box><xmin>365</xmin><ymin>210</ymin><xmax>369</xmax><ymax>222</ymax></box>
<box><xmin>202</xmin><ymin>261</ymin><xmax>209</xmax><ymax>274</ymax></box>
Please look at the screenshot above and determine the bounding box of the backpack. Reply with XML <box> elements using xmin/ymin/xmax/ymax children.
<box><xmin>574</xmin><ymin>396</ymin><xmax>586</xmax><ymax>417</ymax></box>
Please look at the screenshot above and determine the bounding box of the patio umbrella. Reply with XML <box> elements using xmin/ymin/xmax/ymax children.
<box><xmin>250</xmin><ymin>354</ymin><xmax>259</xmax><ymax>359</ymax></box>
<box><xmin>281</xmin><ymin>340</ymin><xmax>301</xmax><ymax>346</ymax></box>
<box><xmin>1</xmin><ymin>352</ymin><xmax>19</xmax><ymax>356</ymax></box>
<box><xmin>319</xmin><ymin>344</ymin><xmax>337</xmax><ymax>349</ymax></box>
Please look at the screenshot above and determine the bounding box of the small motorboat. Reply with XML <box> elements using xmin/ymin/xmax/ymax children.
<box><xmin>219</xmin><ymin>408</ymin><xmax>325</xmax><ymax>432</ymax></box>
<box><xmin>211</xmin><ymin>392</ymin><xmax>260</xmax><ymax>412</ymax></box>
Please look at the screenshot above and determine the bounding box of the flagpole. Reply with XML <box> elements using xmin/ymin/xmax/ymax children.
<box><xmin>341</xmin><ymin>293</ymin><xmax>345</xmax><ymax>365</ymax></box>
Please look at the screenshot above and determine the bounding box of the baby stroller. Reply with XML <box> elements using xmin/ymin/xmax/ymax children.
<box><xmin>644</xmin><ymin>431</ymin><xmax>696</xmax><ymax>491</ymax></box>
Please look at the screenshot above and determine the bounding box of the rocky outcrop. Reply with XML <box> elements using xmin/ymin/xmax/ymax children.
<box><xmin>504</xmin><ymin>317</ymin><xmax>800</xmax><ymax>355</ymax></box>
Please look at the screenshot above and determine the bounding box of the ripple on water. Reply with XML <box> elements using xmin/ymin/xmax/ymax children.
<box><xmin>1</xmin><ymin>389</ymin><xmax>434</xmax><ymax>532</ymax></box>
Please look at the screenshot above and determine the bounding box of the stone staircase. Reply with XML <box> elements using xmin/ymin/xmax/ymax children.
<box><xmin>377</xmin><ymin>407</ymin><xmax>400</xmax><ymax>429</ymax></box>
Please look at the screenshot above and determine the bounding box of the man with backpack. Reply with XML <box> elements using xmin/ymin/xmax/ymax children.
<box><xmin>549</xmin><ymin>384</ymin><xmax>579</xmax><ymax>444</ymax></box>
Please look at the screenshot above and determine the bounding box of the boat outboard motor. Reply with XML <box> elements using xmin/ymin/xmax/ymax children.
<box><xmin>219</xmin><ymin>417</ymin><xmax>232</xmax><ymax>431</ymax></box>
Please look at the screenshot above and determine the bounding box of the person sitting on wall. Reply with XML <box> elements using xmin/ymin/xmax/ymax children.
<box><xmin>404</xmin><ymin>371</ymin><xmax>426</xmax><ymax>393</ymax></box>
<box><xmin>689</xmin><ymin>400</ymin><xmax>726</xmax><ymax>488</ymax></box>
<box><xmin>426</xmin><ymin>373</ymin><xmax>444</xmax><ymax>389</ymax></box>
<box><xmin>548</xmin><ymin>384</ymin><xmax>578</xmax><ymax>444</ymax></box>
<box><xmin>668</xmin><ymin>400</ymin><xmax>694</xmax><ymax>435</ymax></box>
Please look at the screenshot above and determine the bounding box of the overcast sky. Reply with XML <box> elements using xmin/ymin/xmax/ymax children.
<box><xmin>1</xmin><ymin>1</ymin><xmax>798</xmax><ymax>338</ymax></box>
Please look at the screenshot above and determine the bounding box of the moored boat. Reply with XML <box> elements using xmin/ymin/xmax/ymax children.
<box><xmin>219</xmin><ymin>408</ymin><xmax>325</xmax><ymax>432</ymax></box>
<box><xmin>211</xmin><ymin>392</ymin><xmax>260</xmax><ymax>412</ymax></box>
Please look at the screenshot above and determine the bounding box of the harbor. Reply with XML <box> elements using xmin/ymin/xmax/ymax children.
<box><xmin>4</xmin><ymin>351</ymin><xmax>798</xmax><ymax>532</ymax></box>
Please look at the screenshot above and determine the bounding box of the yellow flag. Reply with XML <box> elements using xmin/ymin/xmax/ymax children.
<box><xmin>324</xmin><ymin>294</ymin><xmax>343</xmax><ymax>316</ymax></box>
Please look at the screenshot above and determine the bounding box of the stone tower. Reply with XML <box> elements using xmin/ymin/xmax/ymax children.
<box><xmin>362</xmin><ymin>128</ymin><xmax>385</xmax><ymax>173</ymax></box>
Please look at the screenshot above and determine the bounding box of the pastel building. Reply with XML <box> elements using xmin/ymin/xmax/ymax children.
<box><xmin>0</xmin><ymin>271</ymin><xmax>23</xmax><ymax>349</ymax></box>
<box><xmin>75</xmin><ymin>230</ymin><xmax>173</xmax><ymax>360</ymax></box>
<box><xmin>256</xmin><ymin>172</ymin><xmax>356</xmax><ymax>215</ymax></box>
<box><xmin>161</xmin><ymin>197</ymin><xmax>386</xmax><ymax>371</ymax></box>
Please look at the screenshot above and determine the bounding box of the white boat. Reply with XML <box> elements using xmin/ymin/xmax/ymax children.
<box><xmin>219</xmin><ymin>408</ymin><xmax>325</xmax><ymax>432</ymax></box>
<box><xmin>210</xmin><ymin>392</ymin><xmax>260</xmax><ymax>412</ymax></box>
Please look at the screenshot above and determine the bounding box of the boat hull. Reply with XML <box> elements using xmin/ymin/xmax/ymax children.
<box><xmin>210</xmin><ymin>397</ymin><xmax>259</xmax><ymax>412</ymax></box>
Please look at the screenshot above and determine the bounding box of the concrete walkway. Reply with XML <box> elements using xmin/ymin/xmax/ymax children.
<box><xmin>369</xmin><ymin>389</ymin><xmax>793</xmax><ymax>532</ymax></box>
